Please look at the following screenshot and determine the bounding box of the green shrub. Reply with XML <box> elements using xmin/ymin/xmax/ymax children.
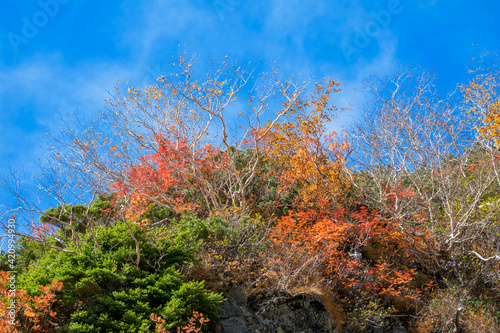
<box><xmin>17</xmin><ymin>221</ymin><xmax>224</xmax><ymax>332</ymax></box>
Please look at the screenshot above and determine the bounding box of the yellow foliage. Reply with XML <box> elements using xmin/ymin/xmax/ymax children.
<box><xmin>463</xmin><ymin>57</ymin><xmax>500</xmax><ymax>146</ymax></box>
<box><xmin>259</xmin><ymin>78</ymin><xmax>350</xmax><ymax>208</ymax></box>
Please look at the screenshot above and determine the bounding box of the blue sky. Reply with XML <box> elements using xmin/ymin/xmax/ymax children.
<box><xmin>0</xmin><ymin>0</ymin><xmax>499</xmax><ymax>208</ymax></box>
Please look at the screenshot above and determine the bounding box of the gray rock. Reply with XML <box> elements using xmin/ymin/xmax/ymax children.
<box><xmin>227</xmin><ymin>286</ymin><xmax>247</xmax><ymax>306</ymax></box>
<box><xmin>219</xmin><ymin>295</ymin><xmax>244</xmax><ymax>318</ymax></box>
<box><xmin>221</xmin><ymin>316</ymin><xmax>248</xmax><ymax>333</ymax></box>
<box><xmin>247</xmin><ymin>323</ymin><xmax>266</xmax><ymax>333</ymax></box>
<box><xmin>211</xmin><ymin>287</ymin><xmax>411</xmax><ymax>332</ymax></box>
<box><xmin>240</xmin><ymin>305</ymin><xmax>253</xmax><ymax>317</ymax></box>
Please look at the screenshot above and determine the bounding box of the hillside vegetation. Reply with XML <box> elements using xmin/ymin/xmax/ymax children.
<box><xmin>2</xmin><ymin>55</ymin><xmax>500</xmax><ymax>332</ymax></box>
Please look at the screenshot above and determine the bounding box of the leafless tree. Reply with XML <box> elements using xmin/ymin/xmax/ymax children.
<box><xmin>0</xmin><ymin>56</ymin><xmax>314</xmax><ymax>257</ymax></box>
<box><xmin>351</xmin><ymin>67</ymin><xmax>500</xmax><ymax>287</ymax></box>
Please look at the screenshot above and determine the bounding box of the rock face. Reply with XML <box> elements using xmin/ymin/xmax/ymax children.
<box><xmin>210</xmin><ymin>287</ymin><xmax>337</xmax><ymax>333</ymax></box>
<box><xmin>209</xmin><ymin>287</ymin><xmax>409</xmax><ymax>333</ymax></box>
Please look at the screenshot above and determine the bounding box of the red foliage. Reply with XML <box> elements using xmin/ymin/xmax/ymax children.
<box><xmin>31</xmin><ymin>224</ymin><xmax>56</xmax><ymax>241</ymax></box>
<box><xmin>114</xmin><ymin>133</ymin><xmax>225</xmax><ymax>221</ymax></box>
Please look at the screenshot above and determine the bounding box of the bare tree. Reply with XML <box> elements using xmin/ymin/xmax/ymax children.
<box><xmin>0</xmin><ymin>56</ymin><xmax>320</xmax><ymax>257</ymax></box>
<box><xmin>351</xmin><ymin>67</ymin><xmax>500</xmax><ymax>287</ymax></box>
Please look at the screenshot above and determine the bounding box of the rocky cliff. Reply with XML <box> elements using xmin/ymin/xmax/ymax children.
<box><xmin>210</xmin><ymin>287</ymin><xmax>408</xmax><ymax>333</ymax></box>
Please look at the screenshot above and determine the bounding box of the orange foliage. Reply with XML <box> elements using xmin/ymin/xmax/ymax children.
<box><xmin>151</xmin><ymin>311</ymin><xmax>209</xmax><ymax>333</ymax></box>
<box><xmin>258</xmin><ymin>79</ymin><xmax>351</xmax><ymax>208</ymax></box>
<box><xmin>113</xmin><ymin>75</ymin><xmax>350</xmax><ymax>222</ymax></box>
<box><xmin>0</xmin><ymin>271</ymin><xmax>62</xmax><ymax>332</ymax></box>
<box><xmin>270</xmin><ymin>205</ymin><xmax>417</xmax><ymax>298</ymax></box>
<box><xmin>463</xmin><ymin>58</ymin><xmax>500</xmax><ymax>146</ymax></box>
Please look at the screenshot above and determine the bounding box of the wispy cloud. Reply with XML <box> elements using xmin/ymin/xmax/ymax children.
<box><xmin>0</xmin><ymin>54</ymin><xmax>132</xmax><ymax>170</ymax></box>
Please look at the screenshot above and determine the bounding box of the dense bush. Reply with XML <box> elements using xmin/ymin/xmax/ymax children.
<box><xmin>15</xmin><ymin>221</ymin><xmax>223</xmax><ymax>332</ymax></box>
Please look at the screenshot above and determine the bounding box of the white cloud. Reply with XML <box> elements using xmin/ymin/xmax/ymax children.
<box><xmin>0</xmin><ymin>53</ymin><xmax>134</xmax><ymax>170</ymax></box>
<box><xmin>0</xmin><ymin>0</ymin><xmax>404</xmax><ymax>172</ymax></box>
